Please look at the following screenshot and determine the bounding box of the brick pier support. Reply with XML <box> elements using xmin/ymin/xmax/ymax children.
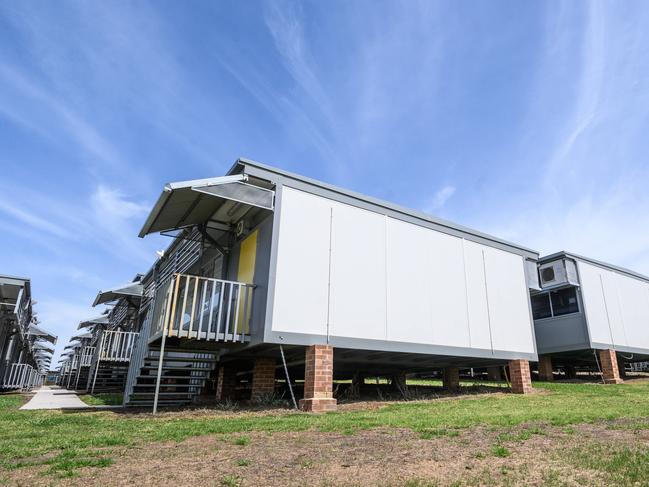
<box><xmin>299</xmin><ymin>345</ymin><xmax>337</xmax><ymax>412</ymax></box>
<box><xmin>443</xmin><ymin>367</ymin><xmax>460</xmax><ymax>392</ymax></box>
<box><xmin>215</xmin><ymin>365</ymin><xmax>237</xmax><ymax>401</ymax></box>
<box><xmin>250</xmin><ymin>357</ymin><xmax>276</xmax><ymax>400</ymax></box>
<box><xmin>509</xmin><ymin>359</ymin><xmax>532</xmax><ymax>394</ymax></box>
<box><xmin>598</xmin><ymin>349</ymin><xmax>623</xmax><ymax>384</ymax></box>
<box><xmin>538</xmin><ymin>355</ymin><xmax>554</xmax><ymax>382</ymax></box>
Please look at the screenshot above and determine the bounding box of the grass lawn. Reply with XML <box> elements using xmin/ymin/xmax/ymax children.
<box><xmin>78</xmin><ymin>393</ymin><xmax>123</xmax><ymax>407</ymax></box>
<box><xmin>2</xmin><ymin>381</ymin><xmax>649</xmax><ymax>484</ymax></box>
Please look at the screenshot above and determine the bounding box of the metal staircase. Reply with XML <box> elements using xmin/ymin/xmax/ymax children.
<box><xmin>123</xmin><ymin>271</ymin><xmax>254</xmax><ymax>409</ymax></box>
<box><xmin>87</xmin><ymin>361</ymin><xmax>130</xmax><ymax>393</ymax></box>
<box><xmin>86</xmin><ymin>331</ymin><xmax>138</xmax><ymax>393</ymax></box>
<box><xmin>124</xmin><ymin>347</ymin><xmax>218</xmax><ymax>407</ymax></box>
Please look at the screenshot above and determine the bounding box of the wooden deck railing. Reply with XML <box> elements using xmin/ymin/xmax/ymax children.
<box><xmin>153</xmin><ymin>273</ymin><xmax>254</xmax><ymax>343</ymax></box>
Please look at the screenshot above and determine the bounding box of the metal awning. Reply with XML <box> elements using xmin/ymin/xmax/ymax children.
<box><xmin>71</xmin><ymin>332</ymin><xmax>93</xmax><ymax>341</ymax></box>
<box><xmin>27</xmin><ymin>324</ymin><xmax>57</xmax><ymax>344</ymax></box>
<box><xmin>92</xmin><ymin>282</ymin><xmax>144</xmax><ymax>307</ymax></box>
<box><xmin>78</xmin><ymin>315</ymin><xmax>109</xmax><ymax>330</ymax></box>
<box><xmin>139</xmin><ymin>174</ymin><xmax>274</xmax><ymax>237</ymax></box>
<box><xmin>33</xmin><ymin>342</ymin><xmax>54</xmax><ymax>353</ymax></box>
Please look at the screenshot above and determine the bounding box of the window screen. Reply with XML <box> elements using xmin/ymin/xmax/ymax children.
<box><xmin>531</xmin><ymin>294</ymin><xmax>552</xmax><ymax>320</ymax></box>
<box><xmin>551</xmin><ymin>287</ymin><xmax>579</xmax><ymax>316</ymax></box>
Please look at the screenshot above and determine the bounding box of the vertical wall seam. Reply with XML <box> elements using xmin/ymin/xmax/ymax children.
<box><xmin>481</xmin><ymin>249</ymin><xmax>495</xmax><ymax>355</ymax></box>
<box><xmin>613</xmin><ymin>274</ymin><xmax>629</xmax><ymax>347</ymax></box>
<box><xmin>384</xmin><ymin>215</ymin><xmax>389</xmax><ymax>341</ymax></box>
<box><xmin>461</xmin><ymin>238</ymin><xmax>472</xmax><ymax>348</ymax></box>
<box><xmin>600</xmin><ymin>274</ymin><xmax>616</xmax><ymax>350</ymax></box>
<box><xmin>325</xmin><ymin>207</ymin><xmax>334</xmax><ymax>344</ymax></box>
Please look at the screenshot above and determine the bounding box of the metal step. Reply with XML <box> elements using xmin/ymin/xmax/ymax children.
<box><xmin>140</xmin><ymin>365</ymin><xmax>213</xmax><ymax>371</ymax></box>
<box><xmin>135</xmin><ymin>375</ymin><xmax>208</xmax><ymax>382</ymax></box>
<box><xmin>143</xmin><ymin>358</ymin><xmax>218</xmax><ymax>364</ymax></box>
<box><xmin>129</xmin><ymin>391</ymin><xmax>195</xmax><ymax>397</ymax></box>
<box><xmin>126</xmin><ymin>401</ymin><xmax>190</xmax><ymax>407</ymax></box>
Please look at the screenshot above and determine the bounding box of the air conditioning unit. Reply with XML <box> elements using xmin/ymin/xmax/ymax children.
<box><xmin>538</xmin><ymin>259</ymin><xmax>579</xmax><ymax>289</ymax></box>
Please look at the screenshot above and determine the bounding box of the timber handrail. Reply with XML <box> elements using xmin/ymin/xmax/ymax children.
<box><xmin>153</xmin><ymin>273</ymin><xmax>254</xmax><ymax>343</ymax></box>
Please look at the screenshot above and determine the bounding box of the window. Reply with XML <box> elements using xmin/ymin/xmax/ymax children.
<box><xmin>550</xmin><ymin>287</ymin><xmax>579</xmax><ymax>316</ymax></box>
<box><xmin>532</xmin><ymin>294</ymin><xmax>552</xmax><ymax>320</ymax></box>
<box><xmin>531</xmin><ymin>287</ymin><xmax>579</xmax><ymax>320</ymax></box>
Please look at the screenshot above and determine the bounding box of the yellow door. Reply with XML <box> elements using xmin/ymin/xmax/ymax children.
<box><xmin>236</xmin><ymin>230</ymin><xmax>257</xmax><ymax>333</ymax></box>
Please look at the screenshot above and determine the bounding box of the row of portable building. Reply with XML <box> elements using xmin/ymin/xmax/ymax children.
<box><xmin>0</xmin><ymin>275</ymin><xmax>57</xmax><ymax>392</ymax></box>
<box><xmin>44</xmin><ymin>159</ymin><xmax>649</xmax><ymax>412</ymax></box>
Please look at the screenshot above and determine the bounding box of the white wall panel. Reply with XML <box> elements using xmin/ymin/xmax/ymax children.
<box><xmin>385</xmin><ymin>218</ymin><xmax>435</xmax><ymax>343</ymax></box>
<box><xmin>599</xmin><ymin>272</ymin><xmax>628</xmax><ymax>347</ymax></box>
<box><xmin>616</xmin><ymin>276</ymin><xmax>649</xmax><ymax>348</ymax></box>
<box><xmin>271</xmin><ymin>186</ymin><xmax>536</xmax><ymax>356</ymax></box>
<box><xmin>271</xmin><ymin>187</ymin><xmax>331</xmax><ymax>335</ymax></box>
<box><xmin>428</xmin><ymin>231</ymin><xmax>471</xmax><ymax>347</ymax></box>
<box><xmin>463</xmin><ymin>241</ymin><xmax>493</xmax><ymax>350</ymax></box>
<box><xmin>579</xmin><ymin>260</ymin><xmax>649</xmax><ymax>349</ymax></box>
<box><xmin>578</xmin><ymin>262</ymin><xmax>614</xmax><ymax>345</ymax></box>
<box><xmin>483</xmin><ymin>247</ymin><xmax>535</xmax><ymax>354</ymax></box>
<box><xmin>329</xmin><ymin>202</ymin><xmax>387</xmax><ymax>340</ymax></box>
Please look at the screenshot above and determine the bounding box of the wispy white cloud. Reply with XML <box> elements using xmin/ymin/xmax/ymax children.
<box><xmin>0</xmin><ymin>180</ymin><xmax>156</xmax><ymax>267</ymax></box>
<box><xmin>0</xmin><ymin>63</ymin><xmax>126</xmax><ymax>170</ymax></box>
<box><xmin>0</xmin><ymin>197</ymin><xmax>69</xmax><ymax>239</ymax></box>
<box><xmin>425</xmin><ymin>185</ymin><xmax>456</xmax><ymax>213</ymax></box>
<box><xmin>264</xmin><ymin>1</ymin><xmax>334</xmax><ymax>124</ymax></box>
<box><xmin>91</xmin><ymin>186</ymin><xmax>149</xmax><ymax>224</ymax></box>
<box><xmin>542</xmin><ymin>1</ymin><xmax>606</xmax><ymax>186</ymax></box>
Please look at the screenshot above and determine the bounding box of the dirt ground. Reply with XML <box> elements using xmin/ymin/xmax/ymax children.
<box><xmin>7</xmin><ymin>419</ymin><xmax>649</xmax><ymax>487</ymax></box>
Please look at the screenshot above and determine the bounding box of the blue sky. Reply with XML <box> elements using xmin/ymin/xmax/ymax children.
<box><xmin>1</xmin><ymin>1</ymin><xmax>648</xmax><ymax>365</ymax></box>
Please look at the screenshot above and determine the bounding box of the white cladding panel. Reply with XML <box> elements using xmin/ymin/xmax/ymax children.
<box><xmin>428</xmin><ymin>231</ymin><xmax>471</xmax><ymax>347</ymax></box>
<box><xmin>463</xmin><ymin>241</ymin><xmax>495</xmax><ymax>350</ymax></box>
<box><xmin>271</xmin><ymin>187</ymin><xmax>331</xmax><ymax>335</ymax></box>
<box><xmin>579</xmin><ymin>261</ymin><xmax>649</xmax><ymax>349</ymax></box>
<box><xmin>616</xmin><ymin>276</ymin><xmax>649</xmax><ymax>347</ymax></box>
<box><xmin>328</xmin><ymin>202</ymin><xmax>387</xmax><ymax>340</ymax></box>
<box><xmin>484</xmin><ymin>247</ymin><xmax>535</xmax><ymax>353</ymax></box>
<box><xmin>385</xmin><ymin>219</ymin><xmax>435</xmax><ymax>343</ymax></box>
<box><xmin>271</xmin><ymin>186</ymin><xmax>535</xmax><ymax>355</ymax></box>
<box><xmin>577</xmin><ymin>262</ymin><xmax>612</xmax><ymax>344</ymax></box>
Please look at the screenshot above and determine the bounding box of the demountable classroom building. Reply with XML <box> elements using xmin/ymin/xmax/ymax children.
<box><xmin>120</xmin><ymin>158</ymin><xmax>541</xmax><ymax>411</ymax></box>
<box><xmin>531</xmin><ymin>251</ymin><xmax>649</xmax><ymax>383</ymax></box>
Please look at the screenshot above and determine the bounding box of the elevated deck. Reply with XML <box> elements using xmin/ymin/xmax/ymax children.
<box><xmin>149</xmin><ymin>273</ymin><xmax>254</xmax><ymax>344</ymax></box>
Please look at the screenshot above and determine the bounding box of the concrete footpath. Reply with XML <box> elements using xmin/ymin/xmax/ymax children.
<box><xmin>20</xmin><ymin>386</ymin><xmax>89</xmax><ymax>410</ymax></box>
